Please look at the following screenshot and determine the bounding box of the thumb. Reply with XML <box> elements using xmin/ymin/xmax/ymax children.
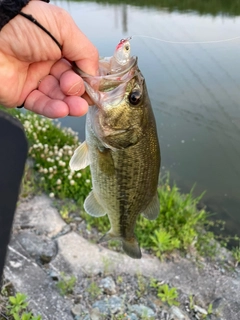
<box><xmin>57</xmin><ymin>10</ymin><xmax>99</xmax><ymax>76</ymax></box>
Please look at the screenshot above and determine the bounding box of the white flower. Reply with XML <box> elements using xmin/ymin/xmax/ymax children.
<box><xmin>70</xmin><ymin>180</ymin><xmax>75</xmax><ymax>185</ymax></box>
<box><xmin>43</xmin><ymin>168</ymin><xmax>48</xmax><ymax>174</ymax></box>
<box><xmin>59</xmin><ymin>161</ymin><xmax>66</xmax><ymax>167</ymax></box>
<box><xmin>49</xmin><ymin>192</ymin><xmax>54</xmax><ymax>198</ymax></box>
<box><xmin>68</xmin><ymin>150</ymin><xmax>73</xmax><ymax>156</ymax></box>
<box><xmin>85</xmin><ymin>179</ymin><xmax>91</xmax><ymax>184</ymax></box>
<box><xmin>56</xmin><ymin>179</ymin><xmax>61</xmax><ymax>185</ymax></box>
<box><xmin>76</xmin><ymin>172</ymin><xmax>82</xmax><ymax>178</ymax></box>
<box><xmin>49</xmin><ymin>167</ymin><xmax>53</xmax><ymax>173</ymax></box>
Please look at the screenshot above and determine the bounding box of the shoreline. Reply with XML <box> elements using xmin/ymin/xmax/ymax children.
<box><xmin>3</xmin><ymin>194</ymin><xmax>240</xmax><ymax>320</ymax></box>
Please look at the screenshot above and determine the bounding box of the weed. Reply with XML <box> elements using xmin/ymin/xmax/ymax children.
<box><xmin>19</xmin><ymin>163</ymin><xmax>38</xmax><ymax>199</ymax></box>
<box><xmin>136</xmin><ymin>273</ymin><xmax>147</xmax><ymax>297</ymax></box>
<box><xmin>6</xmin><ymin>292</ymin><xmax>42</xmax><ymax>320</ymax></box>
<box><xmin>86</xmin><ymin>282</ymin><xmax>101</xmax><ymax>299</ymax></box>
<box><xmin>232</xmin><ymin>246</ymin><xmax>240</xmax><ymax>267</ymax></box>
<box><xmin>150</xmin><ymin>229</ymin><xmax>180</xmax><ymax>260</ymax></box>
<box><xmin>188</xmin><ymin>294</ymin><xmax>195</xmax><ymax>310</ymax></box>
<box><xmin>102</xmin><ymin>257</ymin><xmax>112</xmax><ymax>275</ymax></box>
<box><xmin>116</xmin><ymin>276</ymin><xmax>123</xmax><ymax>284</ymax></box>
<box><xmin>56</xmin><ymin>273</ymin><xmax>77</xmax><ymax>296</ymax></box>
<box><xmin>150</xmin><ymin>280</ymin><xmax>179</xmax><ymax>306</ymax></box>
<box><xmin>58</xmin><ymin>202</ymin><xmax>79</xmax><ymax>223</ymax></box>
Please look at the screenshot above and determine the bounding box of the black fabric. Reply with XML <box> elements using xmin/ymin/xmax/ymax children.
<box><xmin>0</xmin><ymin>0</ymin><xmax>30</xmax><ymax>30</ymax></box>
<box><xmin>0</xmin><ymin>110</ymin><xmax>28</xmax><ymax>281</ymax></box>
<box><xmin>0</xmin><ymin>0</ymin><xmax>50</xmax><ymax>31</ymax></box>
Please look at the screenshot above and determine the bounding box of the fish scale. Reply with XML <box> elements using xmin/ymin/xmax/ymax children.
<box><xmin>70</xmin><ymin>38</ymin><xmax>160</xmax><ymax>259</ymax></box>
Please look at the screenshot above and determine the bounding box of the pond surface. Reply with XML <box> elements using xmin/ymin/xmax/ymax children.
<box><xmin>54</xmin><ymin>0</ymin><xmax>240</xmax><ymax>239</ymax></box>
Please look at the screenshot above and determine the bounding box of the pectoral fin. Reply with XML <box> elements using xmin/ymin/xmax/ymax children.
<box><xmin>84</xmin><ymin>191</ymin><xmax>106</xmax><ymax>217</ymax></box>
<box><xmin>69</xmin><ymin>141</ymin><xmax>90</xmax><ymax>171</ymax></box>
<box><xmin>142</xmin><ymin>192</ymin><xmax>160</xmax><ymax>220</ymax></box>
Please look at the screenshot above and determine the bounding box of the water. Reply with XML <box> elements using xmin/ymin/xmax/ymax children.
<box><xmin>54</xmin><ymin>0</ymin><xmax>240</xmax><ymax>239</ymax></box>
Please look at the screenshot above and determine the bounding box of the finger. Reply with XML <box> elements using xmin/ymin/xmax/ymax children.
<box><xmin>50</xmin><ymin>59</ymin><xmax>85</xmax><ymax>96</ymax></box>
<box><xmin>50</xmin><ymin>59</ymin><xmax>72</xmax><ymax>79</ymax></box>
<box><xmin>38</xmin><ymin>75</ymin><xmax>65</xmax><ymax>100</ymax></box>
<box><xmin>64</xmin><ymin>96</ymin><xmax>88</xmax><ymax>116</ymax></box>
<box><xmin>60</xmin><ymin>70</ymin><xmax>85</xmax><ymax>96</ymax></box>
<box><xmin>24</xmin><ymin>90</ymin><xmax>88</xmax><ymax>118</ymax></box>
<box><xmin>24</xmin><ymin>90</ymin><xmax>69</xmax><ymax>118</ymax></box>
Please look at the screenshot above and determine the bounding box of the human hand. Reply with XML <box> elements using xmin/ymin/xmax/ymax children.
<box><xmin>0</xmin><ymin>0</ymin><xmax>98</xmax><ymax>118</ymax></box>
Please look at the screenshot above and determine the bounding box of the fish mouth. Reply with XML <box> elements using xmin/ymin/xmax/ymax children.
<box><xmin>72</xmin><ymin>56</ymin><xmax>138</xmax><ymax>108</ymax></box>
<box><xmin>72</xmin><ymin>56</ymin><xmax>138</xmax><ymax>92</ymax></box>
<box><xmin>73</xmin><ymin>56</ymin><xmax>137</xmax><ymax>79</ymax></box>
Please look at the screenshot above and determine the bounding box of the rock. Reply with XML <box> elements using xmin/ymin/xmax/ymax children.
<box><xmin>88</xmin><ymin>307</ymin><xmax>102</xmax><ymax>320</ymax></box>
<box><xmin>92</xmin><ymin>300</ymin><xmax>109</xmax><ymax>315</ymax></box>
<box><xmin>127</xmin><ymin>314</ymin><xmax>138</xmax><ymax>320</ymax></box>
<box><xmin>129</xmin><ymin>304</ymin><xmax>155</xmax><ymax>318</ymax></box>
<box><xmin>194</xmin><ymin>305</ymin><xmax>208</xmax><ymax>315</ymax></box>
<box><xmin>71</xmin><ymin>304</ymin><xmax>82</xmax><ymax>316</ymax></box>
<box><xmin>170</xmin><ymin>305</ymin><xmax>191</xmax><ymax>319</ymax></box>
<box><xmin>99</xmin><ymin>276</ymin><xmax>116</xmax><ymax>295</ymax></box>
<box><xmin>14</xmin><ymin>195</ymin><xmax>66</xmax><ymax>237</ymax></box>
<box><xmin>108</xmin><ymin>296</ymin><xmax>123</xmax><ymax>313</ymax></box>
<box><xmin>92</xmin><ymin>296</ymin><xmax>123</xmax><ymax>315</ymax></box>
<box><xmin>16</xmin><ymin>231</ymin><xmax>57</xmax><ymax>264</ymax></box>
<box><xmin>211</xmin><ymin>297</ymin><xmax>223</xmax><ymax>310</ymax></box>
<box><xmin>5</xmin><ymin>239</ymin><xmax>72</xmax><ymax>320</ymax></box>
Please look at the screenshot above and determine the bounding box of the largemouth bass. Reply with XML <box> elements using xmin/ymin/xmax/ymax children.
<box><xmin>70</xmin><ymin>38</ymin><xmax>161</xmax><ymax>259</ymax></box>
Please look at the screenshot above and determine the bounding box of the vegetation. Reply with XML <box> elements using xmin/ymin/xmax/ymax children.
<box><xmin>56</xmin><ymin>272</ymin><xmax>77</xmax><ymax>296</ymax></box>
<box><xmin>75</xmin><ymin>0</ymin><xmax>240</xmax><ymax>17</ymax></box>
<box><xmin>2</xmin><ymin>109</ymin><xmax>234</xmax><ymax>262</ymax></box>
<box><xmin>150</xmin><ymin>279</ymin><xmax>179</xmax><ymax>306</ymax></box>
<box><xmin>0</xmin><ymin>292</ymin><xmax>42</xmax><ymax>320</ymax></box>
<box><xmin>86</xmin><ymin>282</ymin><xmax>102</xmax><ymax>299</ymax></box>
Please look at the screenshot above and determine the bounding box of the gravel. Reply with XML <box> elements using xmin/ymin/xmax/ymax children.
<box><xmin>3</xmin><ymin>195</ymin><xmax>240</xmax><ymax>320</ymax></box>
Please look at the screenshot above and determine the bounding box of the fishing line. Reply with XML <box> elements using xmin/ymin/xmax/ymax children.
<box><xmin>131</xmin><ymin>34</ymin><xmax>240</xmax><ymax>45</ymax></box>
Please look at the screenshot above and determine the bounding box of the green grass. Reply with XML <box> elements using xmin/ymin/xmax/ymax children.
<box><xmin>1</xmin><ymin>108</ymin><xmax>228</xmax><ymax>260</ymax></box>
<box><xmin>56</xmin><ymin>272</ymin><xmax>77</xmax><ymax>296</ymax></box>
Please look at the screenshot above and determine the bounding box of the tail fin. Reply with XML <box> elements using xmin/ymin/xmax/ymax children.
<box><xmin>98</xmin><ymin>232</ymin><xmax>142</xmax><ymax>259</ymax></box>
<box><xmin>122</xmin><ymin>238</ymin><xmax>142</xmax><ymax>259</ymax></box>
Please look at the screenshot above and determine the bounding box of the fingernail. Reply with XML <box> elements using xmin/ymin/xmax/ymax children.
<box><xmin>67</xmin><ymin>81</ymin><xmax>82</xmax><ymax>95</ymax></box>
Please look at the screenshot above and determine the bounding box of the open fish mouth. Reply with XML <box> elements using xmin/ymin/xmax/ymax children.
<box><xmin>72</xmin><ymin>56</ymin><xmax>138</xmax><ymax>91</ymax></box>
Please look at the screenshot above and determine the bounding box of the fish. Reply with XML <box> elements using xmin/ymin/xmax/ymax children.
<box><xmin>70</xmin><ymin>38</ymin><xmax>161</xmax><ymax>259</ymax></box>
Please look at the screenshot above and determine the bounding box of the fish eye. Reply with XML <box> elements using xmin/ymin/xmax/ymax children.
<box><xmin>128</xmin><ymin>90</ymin><xmax>142</xmax><ymax>105</ymax></box>
<box><xmin>125</xmin><ymin>45</ymin><xmax>129</xmax><ymax>51</ymax></box>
